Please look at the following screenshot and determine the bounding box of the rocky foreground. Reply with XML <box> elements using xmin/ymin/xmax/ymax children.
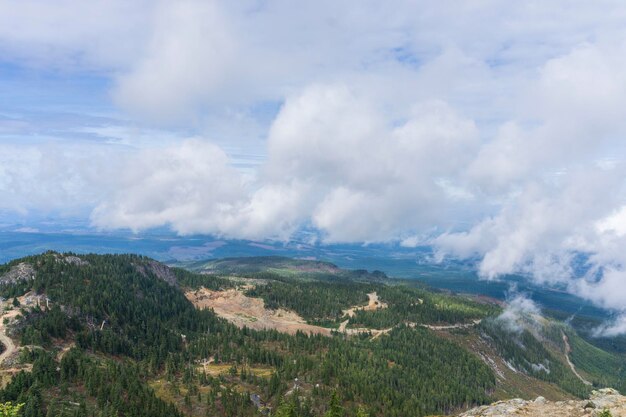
<box><xmin>460</xmin><ymin>389</ymin><xmax>625</xmax><ymax>417</ymax></box>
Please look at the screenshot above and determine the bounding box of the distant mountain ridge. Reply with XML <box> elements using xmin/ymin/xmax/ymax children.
<box><xmin>180</xmin><ymin>255</ymin><xmax>389</xmax><ymax>282</ymax></box>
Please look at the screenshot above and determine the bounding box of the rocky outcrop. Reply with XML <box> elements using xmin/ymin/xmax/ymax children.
<box><xmin>0</xmin><ymin>263</ymin><xmax>35</xmax><ymax>285</ymax></box>
<box><xmin>460</xmin><ymin>389</ymin><xmax>625</xmax><ymax>417</ymax></box>
<box><xmin>62</xmin><ymin>255</ymin><xmax>89</xmax><ymax>267</ymax></box>
<box><xmin>50</xmin><ymin>252</ymin><xmax>90</xmax><ymax>267</ymax></box>
<box><xmin>135</xmin><ymin>260</ymin><xmax>177</xmax><ymax>286</ymax></box>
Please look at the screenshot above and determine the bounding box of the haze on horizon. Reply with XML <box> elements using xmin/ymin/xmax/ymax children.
<box><xmin>2</xmin><ymin>1</ymin><xmax>626</xmax><ymax>333</ymax></box>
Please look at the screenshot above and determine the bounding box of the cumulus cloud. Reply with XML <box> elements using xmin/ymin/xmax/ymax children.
<box><xmin>113</xmin><ymin>1</ymin><xmax>237</xmax><ymax>122</ymax></box>
<box><xmin>91</xmin><ymin>140</ymin><xmax>246</xmax><ymax>235</ymax></box>
<box><xmin>437</xmin><ymin>166</ymin><xmax>626</xmax><ymax>281</ymax></box>
<box><xmin>433</xmin><ymin>40</ymin><xmax>626</xmax><ymax>332</ymax></box>
<box><xmin>263</xmin><ymin>85</ymin><xmax>480</xmax><ymax>242</ymax></box>
<box><xmin>88</xmin><ymin>85</ymin><xmax>481</xmax><ymax>241</ymax></box>
<box><xmin>0</xmin><ymin>0</ymin><xmax>152</xmax><ymax>69</ymax></box>
<box><xmin>0</xmin><ymin>142</ymin><xmax>125</xmax><ymax>214</ymax></box>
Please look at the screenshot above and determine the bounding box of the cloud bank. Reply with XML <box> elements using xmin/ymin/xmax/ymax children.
<box><xmin>3</xmin><ymin>1</ymin><xmax>626</xmax><ymax>331</ymax></box>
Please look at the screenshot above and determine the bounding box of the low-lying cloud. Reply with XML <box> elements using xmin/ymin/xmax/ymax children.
<box><xmin>593</xmin><ymin>315</ymin><xmax>626</xmax><ymax>338</ymax></box>
<box><xmin>496</xmin><ymin>292</ymin><xmax>542</xmax><ymax>334</ymax></box>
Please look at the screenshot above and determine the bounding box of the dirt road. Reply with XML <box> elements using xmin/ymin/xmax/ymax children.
<box><xmin>420</xmin><ymin>319</ymin><xmax>482</xmax><ymax>331</ymax></box>
<box><xmin>562</xmin><ymin>332</ymin><xmax>592</xmax><ymax>386</ymax></box>
<box><xmin>0</xmin><ymin>307</ymin><xmax>22</xmax><ymax>366</ymax></box>
<box><xmin>187</xmin><ymin>287</ymin><xmax>481</xmax><ymax>341</ymax></box>
<box><xmin>342</xmin><ymin>292</ymin><xmax>387</xmax><ymax>318</ymax></box>
<box><xmin>0</xmin><ymin>328</ymin><xmax>15</xmax><ymax>366</ymax></box>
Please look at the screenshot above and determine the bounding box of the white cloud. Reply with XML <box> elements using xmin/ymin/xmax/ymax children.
<box><xmin>0</xmin><ymin>142</ymin><xmax>125</xmax><ymax>214</ymax></box>
<box><xmin>113</xmin><ymin>1</ymin><xmax>237</xmax><ymax>122</ymax></box>
<box><xmin>263</xmin><ymin>85</ymin><xmax>480</xmax><ymax>242</ymax></box>
<box><xmin>91</xmin><ymin>139</ymin><xmax>246</xmax><ymax>235</ymax></box>
<box><xmin>497</xmin><ymin>293</ymin><xmax>542</xmax><ymax>334</ymax></box>
<box><xmin>596</xmin><ymin>206</ymin><xmax>626</xmax><ymax>237</ymax></box>
<box><xmin>0</xmin><ymin>0</ymin><xmax>153</xmax><ymax>69</ymax></box>
<box><xmin>433</xmin><ymin>40</ymin><xmax>626</xmax><ymax>332</ymax></box>
<box><xmin>593</xmin><ymin>314</ymin><xmax>626</xmax><ymax>338</ymax></box>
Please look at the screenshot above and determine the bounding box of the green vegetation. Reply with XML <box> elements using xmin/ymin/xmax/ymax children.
<box><xmin>1</xmin><ymin>349</ymin><xmax>180</xmax><ymax>417</ymax></box>
<box><xmin>239</xmin><ymin>271</ymin><xmax>495</xmax><ymax>327</ymax></box>
<box><xmin>565</xmin><ymin>329</ymin><xmax>626</xmax><ymax>392</ymax></box>
<box><xmin>348</xmin><ymin>285</ymin><xmax>496</xmax><ymax>329</ymax></box>
<box><xmin>246</xmin><ymin>280</ymin><xmax>373</xmax><ymax>322</ymax></box>
<box><xmin>0</xmin><ymin>252</ymin><xmax>623</xmax><ymax>416</ymax></box>
<box><xmin>185</xmin><ymin>256</ymin><xmax>341</xmax><ymax>277</ymax></box>
<box><xmin>172</xmin><ymin>266</ymin><xmax>235</xmax><ymax>291</ymax></box>
<box><xmin>184</xmin><ymin>256</ymin><xmax>387</xmax><ymax>282</ymax></box>
<box><xmin>480</xmin><ymin>318</ymin><xmax>590</xmax><ymax>398</ymax></box>
<box><xmin>0</xmin><ymin>402</ymin><xmax>24</xmax><ymax>417</ymax></box>
<box><xmin>0</xmin><ymin>252</ymin><xmax>496</xmax><ymax>417</ymax></box>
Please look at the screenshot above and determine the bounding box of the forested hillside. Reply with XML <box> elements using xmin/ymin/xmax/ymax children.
<box><xmin>0</xmin><ymin>252</ymin><xmax>621</xmax><ymax>417</ymax></box>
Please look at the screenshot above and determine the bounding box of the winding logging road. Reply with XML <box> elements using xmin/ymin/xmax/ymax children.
<box><xmin>562</xmin><ymin>331</ymin><xmax>592</xmax><ymax>386</ymax></box>
<box><xmin>0</xmin><ymin>308</ymin><xmax>20</xmax><ymax>366</ymax></box>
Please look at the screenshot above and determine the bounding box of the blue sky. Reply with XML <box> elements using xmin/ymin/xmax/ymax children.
<box><xmin>3</xmin><ymin>0</ymin><xmax>626</xmax><ymax>333</ymax></box>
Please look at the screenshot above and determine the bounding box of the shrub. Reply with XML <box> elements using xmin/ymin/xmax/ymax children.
<box><xmin>0</xmin><ymin>402</ymin><xmax>24</xmax><ymax>417</ymax></box>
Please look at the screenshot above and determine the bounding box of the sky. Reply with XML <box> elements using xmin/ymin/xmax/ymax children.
<box><xmin>2</xmin><ymin>1</ymin><xmax>626</xmax><ymax>333</ymax></box>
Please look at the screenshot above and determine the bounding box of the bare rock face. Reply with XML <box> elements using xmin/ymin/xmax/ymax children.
<box><xmin>62</xmin><ymin>255</ymin><xmax>89</xmax><ymax>267</ymax></box>
<box><xmin>0</xmin><ymin>263</ymin><xmax>36</xmax><ymax>285</ymax></box>
<box><xmin>460</xmin><ymin>389</ymin><xmax>625</xmax><ymax>417</ymax></box>
<box><xmin>52</xmin><ymin>253</ymin><xmax>90</xmax><ymax>267</ymax></box>
<box><xmin>135</xmin><ymin>260</ymin><xmax>177</xmax><ymax>286</ymax></box>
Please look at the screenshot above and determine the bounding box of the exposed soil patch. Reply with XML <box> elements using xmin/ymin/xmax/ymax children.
<box><xmin>188</xmin><ymin>288</ymin><xmax>481</xmax><ymax>342</ymax></box>
<box><xmin>198</xmin><ymin>362</ymin><xmax>274</xmax><ymax>378</ymax></box>
<box><xmin>342</xmin><ymin>292</ymin><xmax>388</xmax><ymax>318</ymax></box>
<box><xmin>0</xmin><ymin>292</ymin><xmax>48</xmax><ymax>387</ymax></box>
<box><xmin>0</xmin><ymin>308</ymin><xmax>20</xmax><ymax>366</ymax></box>
<box><xmin>0</xmin><ymin>292</ymin><xmax>49</xmax><ymax>367</ymax></box>
<box><xmin>186</xmin><ymin>288</ymin><xmax>332</xmax><ymax>335</ymax></box>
